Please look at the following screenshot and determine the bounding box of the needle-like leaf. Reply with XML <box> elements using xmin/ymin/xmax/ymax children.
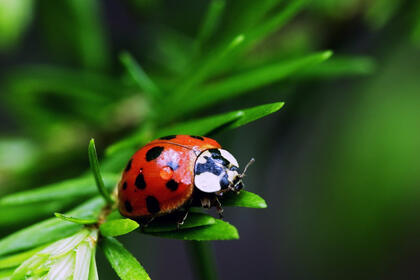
<box><xmin>0</xmin><ymin>268</ymin><xmax>14</xmax><ymax>279</ymax></box>
<box><xmin>99</xmin><ymin>219</ymin><xmax>140</xmax><ymax>237</ymax></box>
<box><xmin>0</xmin><ymin>173</ymin><xmax>119</xmax><ymax>206</ymax></box>
<box><xmin>88</xmin><ymin>247</ymin><xmax>99</xmax><ymax>280</ymax></box>
<box><xmin>88</xmin><ymin>139</ymin><xmax>113</xmax><ymax>204</ymax></box>
<box><xmin>0</xmin><ymin>200</ymin><xmax>75</xmax><ymax>227</ymax></box>
<box><xmin>142</xmin><ymin>212</ymin><xmax>216</xmax><ymax>233</ymax></box>
<box><xmin>147</xmin><ymin>219</ymin><xmax>239</xmax><ymax>241</ymax></box>
<box><xmin>101</xmin><ymin>237</ymin><xmax>151</xmax><ymax>280</ymax></box>
<box><xmin>54</xmin><ymin>213</ymin><xmax>97</xmax><ymax>225</ymax></box>
<box><xmin>168</xmin><ymin>51</ymin><xmax>330</xmax><ymax>117</ymax></box>
<box><xmin>169</xmin><ymin>34</ymin><xmax>245</xmax><ymax>104</ymax></box>
<box><xmin>221</xmin><ymin>191</ymin><xmax>267</xmax><ymax>208</ymax></box>
<box><xmin>0</xmin><ymin>245</ymin><xmax>45</xmax><ymax>269</ymax></box>
<box><xmin>106</xmin><ymin>102</ymin><xmax>284</xmax><ymax>159</ymax></box>
<box><xmin>120</xmin><ymin>51</ymin><xmax>162</xmax><ymax>100</ymax></box>
<box><xmin>196</xmin><ymin>0</ymin><xmax>226</xmax><ymax>46</ymax></box>
<box><xmin>296</xmin><ymin>55</ymin><xmax>376</xmax><ymax>78</ymax></box>
<box><xmin>0</xmin><ymin>197</ymin><xmax>105</xmax><ymax>257</ymax></box>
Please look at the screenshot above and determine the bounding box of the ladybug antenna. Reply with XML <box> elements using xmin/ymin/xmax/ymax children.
<box><xmin>240</xmin><ymin>158</ymin><xmax>255</xmax><ymax>178</ymax></box>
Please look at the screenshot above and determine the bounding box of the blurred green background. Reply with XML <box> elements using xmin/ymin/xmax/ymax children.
<box><xmin>1</xmin><ymin>0</ymin><xmax>420</xmax><ymax>279</ymax></box>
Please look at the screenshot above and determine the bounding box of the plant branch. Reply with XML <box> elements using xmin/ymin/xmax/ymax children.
<box><xmin>186</xmin><ymin>241</ymin><xmax>218</xmax><ymax>280</ymax></box>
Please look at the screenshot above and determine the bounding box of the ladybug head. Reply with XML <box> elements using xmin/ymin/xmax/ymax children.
<box><xmin>193</xmin><ymin>148</ymin><xmax>254</xmax><ymax>194</ymax></box>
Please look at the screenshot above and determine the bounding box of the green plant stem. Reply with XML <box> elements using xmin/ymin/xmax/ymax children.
<box><xmin>186</xmin><ymin>241</ymin><xmax>218</xmax><ymax>280</ymax></box>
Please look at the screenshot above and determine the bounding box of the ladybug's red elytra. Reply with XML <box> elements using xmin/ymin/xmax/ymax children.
<box><xmin>117</xmin><ymin>135</ymin><xmax>254</xmax><ymax>225</ymax></box>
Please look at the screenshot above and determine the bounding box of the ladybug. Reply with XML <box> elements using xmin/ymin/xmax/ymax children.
<box><xmin>117</xmin><ymin>135</ymin><xmax>254</xmax><ymax>225</ymax></box>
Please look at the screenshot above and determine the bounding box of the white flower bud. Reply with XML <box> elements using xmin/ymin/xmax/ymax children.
<box><xmin>12</xmin><ymin>229</ymin><xmax>98</xmax><ymax>280</ymax></box>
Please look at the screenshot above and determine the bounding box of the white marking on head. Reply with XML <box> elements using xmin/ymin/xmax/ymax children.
<box><xmin>195</xmin><ymin>172</ymin><xmax>221</xmax><ymax>192</ymax></box>
<box><xmin>196</xmin><ymin>150</ymin><xmax>211</xmax><ymax>164</ymax></box>
<box><xmin>220</xmin><ymin>149</ymin><xmax>239</xmax><ymax>167</ymax></box>
<box><xmin>227</xmin><ymin>170</ymin><xmax>238</xmax><ymax>182</ymax></box>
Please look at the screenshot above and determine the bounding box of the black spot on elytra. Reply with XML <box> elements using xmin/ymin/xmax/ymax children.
<box><xmin>146</xmin><ymin>196</ymin><xmax>160</xmax><ymax>214</ymax></box>
<box><xmin>146</xmin><ymin>146</ymin><xmax>164</xmax><ymax>161</ymax></box>
<box><xmin>122</xmin><ymin>182</ymin><xmax>127</xmax><ymax>190</ymax></box>
<box><xmin>166</xmin><ymin>179</ymin><xmax>179</xmax><ymax>191</ymax></box>
<box><xmin>195</xmin><ymin>156</ymin><xmax>223</xmax><ymax>176</ymax></box>
<box><xmin>125</xmin><ymin>159</ymin><xmax>132</xmax><ymax>172</ymax></box>
<box><xmin>135</xmin><ymin>173</ymin><xmax>146</xmax><ymax>189</ymax></box>
<box><xmin>190</xmin><ymin>135</ymin><xmax>204</xmax><ymax>140</ymax></box>
<box><xmin>125</xmin><ymin>200</ymin><xmax>133</xmax><ymax>212</ymax></box>
<box><xmin>159</xmin><ymin>135</ymin><xmax>176</xmax><ymax>140</ymax></box>
<box><xmin>220</xmin><ymin>173</ymin><xmax>230</xmax><ymax>189</ymax></box>
<box><xmin>167</xmin><ymin>161</ymin><xmax>179</xmax><ymax>171</ymax></box>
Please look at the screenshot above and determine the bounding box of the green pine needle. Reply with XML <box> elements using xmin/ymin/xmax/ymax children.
<box><xmin>120</xmin><ymin>51</ymin><xmax>162</xmax><ymax>101</ymax></box>
<box><xmin>0</xmin><ymin>197</ymin><xmax>105</xmax><ymax>257</ymax></box>
<box><xmin>147</xmin><ymin>219</ymin><xmax>239</xmax><ymax>241</ymax></box>
<box><xmin>54</xmin><ymin>213</ymin><xmax>97</xmax><ymax>225</ymax></box>
<box><xmin>196</xmin><ymin>0</ymin><xmax>226</xmax><ymax>46</ymax></box>
<box><xmin>0</xmin><ymin>173</ymin><xmax>119</xmax><ymax>207</ymax></box>
<box><xmin>173</xmin><ymin>51</ymin><xmax>328</xmax><ymax>115</ymax></box>
<box><xmin>88</xmin><ymin>139</ymin><xmax>113</xmax><ymax>204</ymax></box>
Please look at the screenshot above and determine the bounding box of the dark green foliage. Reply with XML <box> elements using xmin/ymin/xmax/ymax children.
<box><xmin>0</xmin><ymin>0</ymin><xmax>386</xmax><ymax>278</ymax></box>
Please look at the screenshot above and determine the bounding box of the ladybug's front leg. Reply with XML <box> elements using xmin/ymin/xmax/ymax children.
<box><xmin>200</xmin><ymin>197</ymin><xmax>212</xmax><ymax>208</ymax></box>
<box><xmin>213</xmin><ymin>196</ymin><xmax>224</xmax><ymax>219</ymax></box>
<box><xmin>197</xmin><ymin>192</ymin><xmax>224</xmax><ymax>218</ymax></box>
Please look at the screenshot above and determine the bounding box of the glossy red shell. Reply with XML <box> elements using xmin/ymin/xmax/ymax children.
<box><xmin>118</xmin><ymin>135</ymin><xmax>221</xmax><ymax>218</ymax></box>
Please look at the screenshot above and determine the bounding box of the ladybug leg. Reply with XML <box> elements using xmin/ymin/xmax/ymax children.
<box><xmin>197</xmin><ymin>193</ymin><xmax>223</xmax><ymax>218</ymax></box>
<box><xmin>213</xmin><ymin>196</ymin><xmax>224</xmax><ymax>219</ymax></box>
<box><xmin>200</xmin><ymin>197</ymin><xmax>212</xmax><ymax>208</ymax></box>
<box><xmin>176</xmin><ymin>211</ymin><xmax>189</xmax><ymax>230</ymax></box>
<box><xmin>177</xmin><ymin>201</ymin><xmax>192</xmax><ymax>230</ymax></box>
<box><xmin>139</xmin><ymin>216</ymin><xmax>155</xmax><ymax>228</ymax></box>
